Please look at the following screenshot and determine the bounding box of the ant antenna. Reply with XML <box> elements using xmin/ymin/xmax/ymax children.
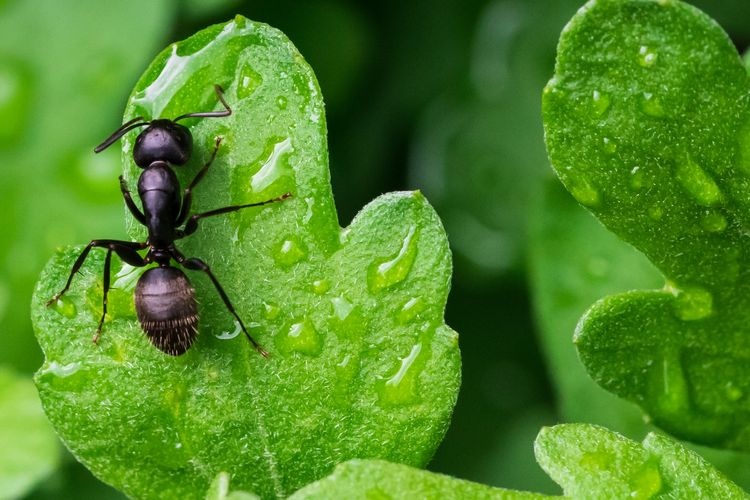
<box><xmin>174</xmin><ymin>85</ymin><xmax>232</xmax><ymax>122</ymax></box>
<box><xmin>94</xmin><ymin>117</ymin><xmax>149</xmax><ymax>153</ymax></box>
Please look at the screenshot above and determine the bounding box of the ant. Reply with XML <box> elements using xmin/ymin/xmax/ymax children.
<box><xmin>47</xmin><ymin>85</ymin><xmax>290</xmax><ymax>356</ymax></box>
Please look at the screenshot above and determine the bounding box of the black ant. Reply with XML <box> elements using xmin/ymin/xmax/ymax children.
<box><xmin>47</xmin><ymin>85</ymin><xmax>290</xmax><ymax>356</ymax></box>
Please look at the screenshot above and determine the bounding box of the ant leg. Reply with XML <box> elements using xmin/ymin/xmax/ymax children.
<box><xmin>47</xmin><ymin>239</ymin><xmax>147</xmax><ymax>307</ymax></box>
<box><xmin>180</xmin><ymin>192</ymin><xmax>292</xmax><ymax>237</ymax></box>
<box><xmin>119</xmin><ymin>176</ymin><xmax>146</xmax><ymax>225</ymax></box>
<box><xmin>176</xmin><ymin>137</ymin><xmax>223</xmax><ymax>225</ymax></box>
<box><xmin>172</xmin><ymin>250</ymin><xmax>268</xmax><ymax>357</ymax></box>
<box><xmin>93</xmin><ymin>242</ymin><xmax>149</xmax><ymax>344</ymax></box>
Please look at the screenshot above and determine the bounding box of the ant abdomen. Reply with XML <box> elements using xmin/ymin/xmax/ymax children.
<box><xmin>135</xmin><ymin>267</ymin><xmax>198</xmax><ymax>356</ymax></box>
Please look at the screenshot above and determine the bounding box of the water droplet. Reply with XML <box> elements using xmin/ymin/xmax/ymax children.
<box><xmin>675</xmin><ymin>156</ymin><xmax>722</xmax><ymax>207</ymax></box>
<box><xmin>251</xmin><ymin>138</ymin><xmax>293</xmax><ymax>194</ymax></box>
<box><xmin>602</xmin><ymin>136</ymin><xmax>617</xmax><ymax>154</ymax></box>
<box><xmin>591</xmin><ymin>90</ymin><xmax>610</xmax><ymax>116</ymax></box>
<box><xmin>276</xmin><ymin>95</ymin><xmax>288</xmax><ymax>110</ymax></box>
<box><xmin>50</xmin><ymin>296</ymin><xmax>77</xmax><ymax>319</ymax></box>
<box><xmin>667</xmin><ymin>284</ymin><xmax>713</xmax><ymax>321</ymax></box>
<box><xmin>397</xmin><ymin>297</ymin><xmax>426</xmax><ymax>324</ymax></box>
<box><xmin>263</xmin><ymin>302</ymin><xmax>280</xmax><ymax>320</ymax></box>
<box><xmin>638</xmin><ymin>45</ymin><xmax>657</xmax><ymax>67</ymax></box>
<box><xmin>701</xmin><ymin>210</ymin><xmax>727</xmax><ymax>233</ymax></box>
<box><xmin>312</xmin><ymin>279</ymin><xmax>330</xmax><ymax>295</ymax></box>
<box><xmin>630</xmin><ymin>165</ymin><xmax>645</xmax><ymax>190</ymax></box>
<box><xmin>649</xmin><ymin>350</ymin><xmax>689</xmax><ymax>413</ymax></box>
<box><xmin>629</xmin><ymin>462</ymin><xmax>662</xmax><ymax>499</ymax></box>
<box><xmin>368</xmin><ymin>226</ymin><xmax>419</xmax><ymax>292</ymax></box>
<box><xmin>39</xmin><ymin>361</ymin><xmax>81</xmax><ymax>378</ymax></box>
<box><xmin>303</xmin><ymin>197</ymin><xmax>315</xmax><ymax>225</ymax></box>
<box><xmin>276</xmin><ymin>319</ymin><xmax>322</xmax><ymax>356</ymax></box>
<box><xmin>640</xmin><ymin>92</ymin><xmax>664</xmax><ymax>117</ymax></box>
<box><xmin>216</xmin><ymin>320</ymin><xmax>242</xmax><ymax>339</ymax></box>
<box><xmin>236</xmin><ymin>63</ymin><xmax>262</xmax><ymax>99</ymax></box>
<box><xmin>725</xmin><ymin>382</ymin><xmax>744</xmax><ymax>402</ymax></box>
<box><xmin>378</xmin><ymin>343</ymin><xmax>424</xmax><ymax>407</ymax></box>
<box><xmin>648</xmin><ymin>205</ymin><xmax>663</xmax><ymax>221</ymax></box>
<box><xmin>274</xmin><ymin>236</ymin><xmax>307</xmax><ymax>267</ymax></box>
<box><xmin>334</xmin><ymin>354</ymin><xmax>360</xmax><ymax>395</ymax></box>
<box><xmin>567</xmin><ymin>175</ymin><xmax>601</xmax><ymax>207</ymax></box>
<box><xmin>331</xmin><ymin>296</ymin><xmax>354</xmax><ymax>321</ymax></box>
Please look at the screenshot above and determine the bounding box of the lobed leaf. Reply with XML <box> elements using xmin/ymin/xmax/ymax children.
<box><xmin>543</xmin><ymin>0</ymin><xmax>750</xmax><ymax>449</ymax></box>
<box><xmin>535</xmin><ymin>424</ymin><xmax>748</xmax><ymax>498</ymax></box>
<box><xmin>32</xmin><ymin>16</ymin><xmax>460</xmax><ymax>499</ymax></box>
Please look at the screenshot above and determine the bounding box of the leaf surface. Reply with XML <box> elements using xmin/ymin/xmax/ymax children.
<box><xmin>543</xmin><ymin>0</ymin><xmax>750</xmax><ymax>449</ymax></box>
<box><xmin>33</xmin><ymin>16</ymin><xmax>459</xmax><ymax>499</ymax></box>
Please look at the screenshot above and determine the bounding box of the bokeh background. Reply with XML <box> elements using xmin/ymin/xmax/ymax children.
<box><xmin>3</xmin><ymin>0</ymin><xmax>750</xmax><ymax>497</ymax></box>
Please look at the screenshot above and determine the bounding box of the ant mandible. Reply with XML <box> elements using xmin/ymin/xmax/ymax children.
<box><xmin>47</xmin><ymin>85</ymin><xmax>290</xmax><ymax>356</ymax></box>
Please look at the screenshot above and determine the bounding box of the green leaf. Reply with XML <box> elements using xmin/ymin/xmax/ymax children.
<box><xmin>543</xmin><ymin>0</ymin><xmax>750</xmax><ymax>448</ymax></box>
<box><xmin>535</xmin><ymin>424</ymin><xmax>748</xmax><ymax>498</ymax></box>
<box><xmin>288</xmin><ymin>459</ymin><xmax>552</xmax><ymax>500</ymax></box>
<box><xmin>0</xmin><ymin>366</ymin><xmax>59</xmax><ymax>499</ymax></box>
<box><xmin>32</xmin><ymin>16</ymin><xmax>459</xmax><ymax>499</ymax></box>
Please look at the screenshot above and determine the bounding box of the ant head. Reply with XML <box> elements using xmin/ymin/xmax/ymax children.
<box><xmin>133</xmin><ymin>119</ymin><xmax>192</xmax><ymax>168</ymax></box>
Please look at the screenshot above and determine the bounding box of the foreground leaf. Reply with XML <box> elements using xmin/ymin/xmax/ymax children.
<box><xmin>289</xmin><ymin>459</ymin><xmax>551</xmax><ymax>500</ymax></box>
<box><xmin>543</xmin><ymin>0</ymin><xmax>750</xmax><ymax>448</ymax></box>
<box><xmin>535</xmin><ymin>424</ymin><xmax>748</xmax><ymax>498</ymax></box>
<box><xmin>33</xmin><ymin>16</ymin><xmax>459</xmax><ymax>499</ymax></box>
<box><xmin>0</xmin><ymin>366</ymin><xmax>59</xmax><ymax>499</ymax></box>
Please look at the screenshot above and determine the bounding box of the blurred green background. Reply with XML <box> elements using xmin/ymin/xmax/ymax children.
<box><xmin>3</xmin><ymin>0</ymin><xmax>750</xmax><ymax>497</ymax></box>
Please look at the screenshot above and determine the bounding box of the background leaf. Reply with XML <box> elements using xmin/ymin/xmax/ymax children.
<box><xmin>543</xmin><ymin>0</ymin><xmax>750</xmax><ymax>449</ymax></box>
<box><xmin>32</xmin><ymin>16</ymin><xmax>459</xmax><ymax>499</ymax></box>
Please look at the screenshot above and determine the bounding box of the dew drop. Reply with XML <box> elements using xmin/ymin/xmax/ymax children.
<box><xmin>263</xmin><ymin>302</ymin><xmax>280</xmax><ymax>320</ymax></box>
<box><xmin>236</xmin><ymin>63</ymin><xmax>263</xmax><ymax>99</ymax></box>
<box><xmin>567</xmin><ymin>175</ymin><xmax>601</xmax><ymax>208</ymax></box>
<box><xmin>274</xmin><ymin>236</ymin><xmax>307</xmax><ymax>267</ymax></box>
<box><xmin>591</xmin><ymin>90</ymin><xmax>610</xmax><ymax>116</ymax></box>
<box><xmin>50</xmin><ymin>296</ymin><xmax>77</xmax><ymax>319</ymax></box>
<box><xmin>331</xmin><ymin>296</ymin><xmax>354</xmax><ymax>321</ymax></box>
<box><xmin>725</xmin><ymin>382</ymin><xmax>744</xmax><ymax>402</ymax></box>
<box><xmin>648</xmin><ymin>205</ymin><xmax>663</xmax><ymax>221</ymax></box>
<box><xmin>701</xmin><ymin>210</ymin><xmax>727</xmax><ymax>233</ymax></box>
<box><xmin>630</xmin><ymin>165</ymin><xmax>645</xmax><ymax>191</ymax></box>
<box><xmin>650</xmin><ymin>350</ymin><xmax>689</xmax><ymax>413</ymax></box>
<box><xmin>377</xmin><ymin>343</ymin><xmax>424</xmax><ymax>407</ymax></box>
<box><xmin>334</xmin><ymin>354</ymin><xmax>360</xmax><ymax>396</ymax></box>
<box><xmin>276</xmin><ymin>319</ymin><xmax>322</xmax><ymax>356</ymax></box>
<box><xmin>629</xmin><ymin>462</ymin><xmax>662</xmax><ymax>499</ymax></box>
<box><xmin>675</xmin><ymin>156</ymin><xmax>722</xmax><ymax>207</ymax></box>
<box><xmin>312</xmin><ymin>279</ymin><xmax>330</xmax><ymax>295</ymax></box>
<box><xmin>638</xmin><ymin>45</ymin><xmax>657</xmax><ymax>67</ymax></box>
<box><xmin>667</xmin><ymin>284</ymin><xmax>713</xmax><ymax>321</ymax></box>
<box><xmin>367</xmin><ymin>226</ymin><xmax>419</xmax><ymax>292</ymax></box>
<box><xmin>397</xmin><ymin>297</ymin><xmax>426</xmax><ymax>324</ymax></box>
<box><xmin>276</xmin><ymin>95</ymin><xmax>288</xmax><ymax>110</ymax></box>
<box><xmin>640</xmin><ymin>92</ymin><xmax>664</xmax><ymax>117</ymax></box>
<box><xmin>216</xmin><ymin>320</ymin><xmax>242</xmax><ymax>340</ymax></box>
<box><xmin>39</xmin><ymin>361</ymin><xmax>81</xmax><ymax>378</ymax></box>
<box><xmin>251</xmin><ymin>138</ymin><xmax>293</xmax><ymax>194</ymax></box>
<box><xmin>602</xmin><ymin>136</ymin><xmax>617</xmax><ymax>154</ymax></box>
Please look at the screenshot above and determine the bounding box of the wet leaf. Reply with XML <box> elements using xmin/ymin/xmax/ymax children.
<box><xmin>32</xmin><ymin>16</ymin><xmax>459</xmax><ymax>499</ymax></box>
<box><xmin>535</xmin><ymin>424</ymin><xmax>747</xmax><ymax>498</ymax></box>
<box><xmin>543</xmin><ymin>0</ymin><xmax>750</xmax><ymax>449</ymax></box>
